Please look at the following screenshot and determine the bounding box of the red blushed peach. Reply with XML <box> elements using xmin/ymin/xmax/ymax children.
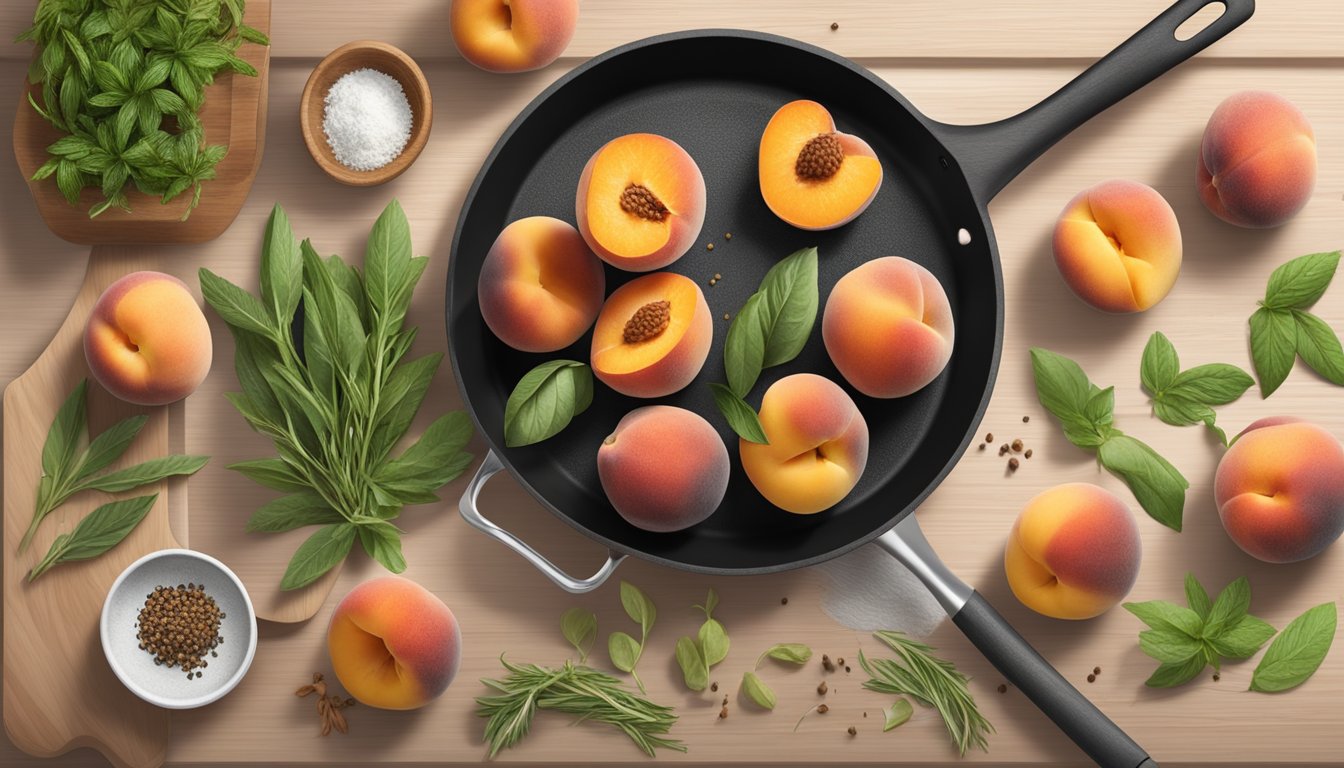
<box><xmin>822</xmin><ymin>257</ymin><xmax>954</xmax><ymax>398</ymax></box>
<box><xmin>84</xmin><ymin>271</ymin><xmax>212</xmax><ymax>406</ymax></box>
<box><xmin>1215</xmin><ymin>418</ymin><xmax>1344</xmax><ymax>563</ymax></box>
<box><xmin>1198</xmin><ymin>91</ymin><xmax>1317</xmax><ymax>229</ymax></box>
<box><xmin>1052</xmin><ymin>180</ymin><xmax>1182</xmax><ymax>313</ymax></box>
<box><xmin>1004</xmin><ymin>483</ymin><xmax>1141</xmax><ymax>620</ymax></box>
<box><xmin>576</xmin><ymin>133</ymin><xmax>706</xmax><ymax>272</ymax></box>
<box><xmin>450</xmin><ymin>0</ymin><xmax>579</xmax><ymax>73</ymax></box>
<box><xmin>328</xmin><ymin>576</ymin><xmax>461</xmax><ymax>710</ymax></box>
<box><xmin>591</xmin><ymin>272</ymin><xmax>712</xmax><ymax>398</ymax></box>
<box><xmin>598</xmin><ymin>406</ymin><xmax>729</xmax><ymax>532</ymax></box>
<box><xmin>478</xmin><ymin>216</ymin><xmax>605</xmax><ymax>353</ymax></box>
<box><xmin>758</xmin><ymin>100</ymin><xmax>882</xmax><ymax>230</ymax></box>
<box><xmin>739</xmin><ymin>374</ymin><xmax>868</xmax><ymax>514</ymax></box>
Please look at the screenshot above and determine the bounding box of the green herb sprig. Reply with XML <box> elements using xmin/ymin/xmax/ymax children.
<box><xmin>201</xmin><ymin>201</ymin><xmax>473</xmax><ymax>590</ymax></box>
<box><xmin>18</xmin><ymin>0</ymin><xmax>269</xmax><ymax>218</ymax></box>
<box><xmin>1139</xmin><ymin>332</ymin><xmax>1252</xmax><ymax>445</ymax></box>
<box><xmin>738</xmin><ymin>642</ymin><xmax>811</xmax><ymax>710</ymax></box>
<box><xmin>607</xmin><ymin>581</ymin><xmax>656</xmax><ymax>693</ymax></box>
<box><xmin>1249</xmin><ymin>251</ymin><xmax>1344</xmax><ymax>397</ymax></box>
<box><xmin>711</xmin><ymin>246</ymin><xmax>819</xmax><ymax>443</ymax></box>
<box><xmin>503</xmin><ymin>360</ymin><xmax>593</xmax><ymax>447</ymax></box>
<box><xmin>1031</xmin><ymin>347</ymin><xmax>1190</xmax><ymax>531</ymax></box>
<box><xmin>860</xmin><ymin>631</ymin><xmax>993</xmax><ymax>755</ymax></box>
<box><xmin>1250</xmin><ymin>602</ymin><xmax>1336</xmax><ymax>692</ymax></box>
<box><xmin>28</xmin><ymin>493</ymin><xmax>157</xmax><ymax>581</ymax></box>
<box><xmin>22</xmin><ymin>378</ymin><xmax>209</xmax><ymax>552</ymax></box>
<box><xmin>673</xmin><ymin>589</ymin><xmax>729</xmax><ymax>691</ymax></box>
<box><xmin>476</xmin><ymin>657</ymin><xmax>685</xmax><ymax>758</ymax></box>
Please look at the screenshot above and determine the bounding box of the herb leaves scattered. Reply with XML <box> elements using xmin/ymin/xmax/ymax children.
<box><xmin>1139</xmin><ymin>332</ymin><xmax>1252</xmax><ymax>444</ymax></box>
<box><xmin>673</xmin><ymin>589</ymin><xmax>729</xmax><ymax>691</ymax></box>
<box><xmin>503</xmin><ymin>360</ymin><xmax>592</xmax><ymax>447</ymax></box>
<box><xmin>560</xmin><ymin>608</ymin><xmax>597</xmax><ymax>664</ymax></box>
<box><xmin>1250</xmin><ymin>602</ymin><xmax>1337</xmax><ymax>693</ymax></box>
<box><xmin>201</xmin><ymin>201</ymin><xmax>473</xmax><ymax>590</ymax></box>
<box><xmin>28</xmin><ymin>493</ymin><xmax>157</xmax><ymax>581</ymax></box>
<box><xmin>23</xmin><ymin>378</ymin><xmax>208</xmax><ymax>553</ymax></box>
<box><xmin>860</xmin><ymin>631</ymin><xmax>993</xmax><ymax>755</ymax></box>
<box><xmin>608</xmin><ymin>581</ymin><xmax>656</xmax><ymax>693</ymax></box>
<box><xmin>1249</xmin><ymin>252</ymin><xmax>1344</xmax><ymax>397</ymax></box>
<box><xmin>1031</xmin><ymin>347</ymin><xmax>1190</xmax><ymax>530</ymax></box>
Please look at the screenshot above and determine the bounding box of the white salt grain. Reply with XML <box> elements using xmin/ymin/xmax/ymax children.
<box><xmin>322</xmin><ymin>68</ymin><xmax>413</xmax><ymax>172</ymax></box>
<box><xmin>817</xmin><ymin>542</ymin><xmax>946</xmax><ymax>638</ymax></box>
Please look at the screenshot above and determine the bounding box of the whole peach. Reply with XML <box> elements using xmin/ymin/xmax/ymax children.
<box><xmin>85</xmin><ymin>271</ymin><xmax>212</xmax><ymax>406</ymax></box>
<box><xmin>328</xmin><ymin>576</ymin><xmax>461</xmax><ymax>710</ymax></box>
<box><xmin>598</xmin><ymin>406</ymin><xmax>729</xmax><ymax>532</ymax></box>
<box><xmin>1004</xmin><ymin>483</ymin><xmax>1141</xmax><ymax>620</ymax></box>
<box><xmin>451</xmin><ymin>0</ymin><xmax>579</xmax><ymax>73</ymax></box>
<box><xmin>1198</xmin><ymin>91</ymin><xmax>1316</xmax><ymax>228</ymax></box>
<box><xmin>1052</xmin><ymin>180</ymin><xmax>1182</xmax><ymax>313</ymax></box>
<box><xmin>1215</xmin><ymin>417</ymin><xmax>1344</xmax><ymax>563</ymax></box>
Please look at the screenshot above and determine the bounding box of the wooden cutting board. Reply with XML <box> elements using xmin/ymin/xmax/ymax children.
<box><xmin>1</xmin><ymin>247</ymin><xmax>191</xmax><ymax>768</ymax></box>
<box><xmin>10</xmin><ymin>0</ymin><xmax>271</xmax><ymax>246</ymax></box>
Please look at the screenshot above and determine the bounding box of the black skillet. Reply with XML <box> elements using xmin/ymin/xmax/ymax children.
<box><xmin>448</xmin><ymin>1</ymin><xmax>1253</xmax><ymax>765</ymax></box>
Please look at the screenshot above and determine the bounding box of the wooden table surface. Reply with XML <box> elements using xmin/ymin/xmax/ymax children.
<box><xmin>3</xmin><ymin>1</ymin><xmax>1343</xmax><ymax>766</ymax></box>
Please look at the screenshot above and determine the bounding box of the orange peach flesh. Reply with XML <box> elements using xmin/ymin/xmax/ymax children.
<box><xmin>759</xmin><ymin>100</ymin><xmax>882</xmax><ymax>230</ymax></box>
<box><xmin>591</xmin><ymin>273</ymin><xmax>711</xmax><ymax>397</ymax></box>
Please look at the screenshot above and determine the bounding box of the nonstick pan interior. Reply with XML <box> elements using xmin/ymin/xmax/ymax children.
<box><xmin>448</xmin><ymin>32</ymin><xmax>1000</xmax><ymax>573</ymax></box>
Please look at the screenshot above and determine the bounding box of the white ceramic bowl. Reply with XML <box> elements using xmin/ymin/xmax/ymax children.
<box><xmin>100</xmin><ymin>549</ymin><xmax>257</xmax><ymax>709</ymax></box>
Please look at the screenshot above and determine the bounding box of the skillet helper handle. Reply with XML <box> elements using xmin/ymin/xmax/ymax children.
<box><xmin>953</xmin><ymin>593</ymin><xmax>1156</xmax><ymax>768</ymax></box>
<box><xmin>938</xmin><ymin>0</ymin><xmax>1254</xmax><ymax>201</ymax></box>
<box><xmin>459</xmin><ymin>450</ymin><xmax>625</xmax><ymax>593</ymax></box>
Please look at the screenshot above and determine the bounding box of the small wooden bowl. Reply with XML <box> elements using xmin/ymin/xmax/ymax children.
<box><xmin>300</xmin><ymin>41</ymin><xmax>432</xmax><ymax>186</ymax></box>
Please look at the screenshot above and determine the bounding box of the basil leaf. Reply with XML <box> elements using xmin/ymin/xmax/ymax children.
<box><xmin>374</xmin><ymin>412</ymin><xmax>475</xmax><ymax>493</ymax></box>
<box><xmin>619</xmin><ymin>581</ymin><xmax>656</xmax><ymax>636</ymax></box>
<box><xmin>1030</xmin><ymin>347</ymin><xmax>1093</xmax><ymax>423</ymax></box>
<box><xmin>697</xmin><ymin>588</ymin><xmax>719</xmax><ymax>617</ymax></box>
<box><xmin>42</xmin><ymin>378</ymin><xmax>87</xmax><ymax>483</ymax></box>
<box><xmin>741</xmin><ymin>671</ymin><xmax>777</xmax><ymax>710</ymax></box>
<box><xmin>280</xmin><ymin>523</ymin><xmax>357</xmax><ymax>590</ymax></box>
<box><xmin>608</xmin><ymin>631</ymin><xmax>641</xmax><ymax>673</ymax></box>
<box><xmin>1124</xmin><ymin>601</ymin><xmax>1205</xmax><ymax>637</ymax></box>
<box><xmin>883</xmin><ymin>698</ymin><xmax>914</xmax><ymax>732</ymax></box>
<box><xmin>759</xmin><ymin>247</ymin><xmax>819</xmax><ymax>367</ymax></box>
<box><xmin>503</xmin><ymin>360</ymin><xmax>591</xmax><ymax>448</ymax></box>
<box><xmin>363</xmin><ymin>199</ymin><xmax>412</xmax><ymax>320</ymax></box>
<box><xmin>1083</xmin><ymin>386</ymin><xmax>1115</xmax><ymax>427</ymax></box>
<box><xmin>1097</xmin><ymin>435</ymin><xmax>1189</xmax><ymax>532</ymax></box>
<box><xmin>259</xmin><ymin>203</ymin><xmax>302</xmax><ymax>327</ymax></box>
<box><xmin>75</xmin><ymin>454</ymin><xmax>209</xmax><ymax>493</ymax></box>
<box><xmin>72</xmin><ymin>414</ymin><xmax>146</xmax><ymax>481</ymax></box>
<box><xmin>246</xmin><ymin>492</ymin><xmax>341</xmax><ymax>532</ymax></box>
<box><xmin>1203</xmin><ymin>576</ymin><xmax>1252</xmax><ymax>639</ymax></box>
<box><xmin>1185</xmin><ymin>573</ymin><xmax>1212</xmax><ymax>620</ymax></box>
<box><xmin>724</xmin><ymin>292</ymin><xmax>767</xmax><ymax>398</ymax></box>
<box><xmin>1208</xmin><ymin>614</ymin><xmax>1276</xmax><ymax>660</ymax></box>
<box><xmin>1140</xmin><ymin>332</ymin><xmax>1179</xmax><ymax>394</ymax></box>
<box><xmin>27</xmin><ymin>494</ymin><xmax>158</xmax><ymax>582</ymax></box>
<box><xmin>698</xmin><ymin>618</ymin><xmax>730</xmax><ymax>667</ymax></box>
<box><xmin>1144</xmin><ymin>655</ymin><xmax>1206</xmax><ymax>688</ymax></box>
<box><xmin>757</xmin><ymin>643</ymin><xmax>813</xmax><ymax>667</ymax></box>
<box><xmin>709</xmin><ymin>383</ymin><xmax>768</xmax><ymax>444</ymax></box>
<box><xmin>1250</xmin><ymin>307</ymin><xmax>1298</xmax><ymax>398</ymax></box>
<box><xmin>1139</xmin><ymin>628</ymin><xmax>1203</xmax><ymax>664</ymax></box>
<box><xmin>1263</xmin><ymin>251</ymin><xmax>1340</xmax><ymax>309</ymax></box>
<box><xmin>1250</xmin><ymin>602</ymin><xmax>1337</xmax><ymax>692</ymax></box>
<box><xmin>1152</xmin><ymin>394</ymin><xmax>1214</xmax><ymax>429</ymax></box>
<box><xmin>675</xmin><ymin>636</ymin><xmax>708</xmax><ymax>691</ymax></box>
<box><xmin>200</xmin><ymin>267</ymin><xmax>276</xmax><ymax>337</ymax></box>
<box><xmin>1292</xmin><ymin>310</ymin><xmax>1344</xmax><ymax>385</ymax></box>
<box><xmin>357</xmin><ymin>520</ymin><xmax>407</xmax><ymax>574</ymax></box>
<box><xmin>1167</xmin><ymin>364</ymin><xmax>1254</xmax><ymax>404</ymax></box>
<box><xmin>560</xmin><ymin>608</ymin><xmax>597</xmax><ymax>662</ymax></box>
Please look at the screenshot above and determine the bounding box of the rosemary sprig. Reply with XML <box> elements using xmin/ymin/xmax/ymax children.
<box><xmin>476</xmin><ymin>657</ymin><xmax>685</xmax><ymax>759</ymax></box>
<box><xmin>860</xmin><ymin>631</ymin><xmax>994</xmax><ymax>755</ymax></box>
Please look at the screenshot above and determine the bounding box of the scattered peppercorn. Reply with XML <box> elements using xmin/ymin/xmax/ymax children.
<box><xmin>706</xmin><ymin>243</ymin><xmax>715</xmax><ymax>251</ymax></box>
<box><xmin>1213</xmin><ymin>673</ymin><xmax>1221</xmax><ymax>682</ymax></box>
<box><xmin>845</xmin><ymin>666</ymin><xmax>851</xmax><ymax>673</ymax></box>
<box><xmin>715</xmin><ymin>273</ymin><xmax>722</xmax><ymax>280</ymax></box>
<box><xmin>978</xmin><ymin>443</ymin><xmax>986</xmax><ymax>450</ymax></box>
<box><xmin>781</xmin><ymin>597</ymin><xmax>789</xmax><ymax>605</ymax></box>
<box><xmin>711</xmin><ymin>681</ymin><xmax>719</xmax><ymax>692</ymax></box>
<box><xmin>719</xmin><ymin>705</ymin><xmax>729</xmax><ymax>719</ymax></box>
<box><xmin>1087</xmin><ymin>674</ymin><xmax>1096</xmax><ymax>683</ymax></box>
<box><xmin>1011</xmin><ymin>439</ymin><xmax>1024</xmax><ymax>452</ymax></box>
<box><xmin>831</xmin><ymin>21</ymin><xmax>840</xmax><ymax>30</ymax></box>
<box><xmin>847</xmin><ymin>725</ymin><xmax>858</xmax><ymax>736</ymax></box>
<box><xmin>135</xmin><ymin>583</ymin><xmax>223</xmax><ymax>678</ymax></box>
<box><xmin>1093</xmin><ymin>666</ymin><xmax>1101</xmax><ymax>675</ymax></box>
<box><xmin>818</xmin><ymin>704</ymin><xmax>830</xmax><ymax>714</ymax></box>
<box><xmin>818</xmin><ymin>681</ymin><xmax>828</xmax><ymax>695</ymax></box>
<box><xmin>1023</xmin><ymin>415</ymin><xmax>1030</xmax><ymax>423</ymax></box>
<box><xmin>723</xmin><ymin>313</ymin><xmax>730</xmax><ymax>320</ymax></box>
<box><xmin>724</xmin><ymin>232</ymin><xmax>733</xmax><ymax>240</ymax></box>
<box><xmin>1008</xmin><ymin>458</ymin><xmax>1020</xmax><ymax>472</ymax></box>
<box><xmin>985</xmin><ymin>433</ymin><xmax>994</xmax><ymax>442</ymax></box>
<box><xmin>997</xmin><ymin>683</ymin><xmax>1008</xmax><ymax>694</ymax></box>
<box><xmin>999</xmin><ymin>443</ymin><xmax>1010</xmax><ymax>456</ymax></box>
<box><xmin>836</xmin><ymin>657</ymin><xmax>845</xmax><ymax>666</ymax></box>
<box><xmin>822</xmin><ymin>654</ymin><xmax>836</xmax><ymax>672</ymax></box>
<box><xmin>1025</xmin><ymin>449</ymin><xmax>1033</xmax><ymax>459</ymax></box>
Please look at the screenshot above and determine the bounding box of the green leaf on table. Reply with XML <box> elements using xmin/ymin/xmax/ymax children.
<box><xmin>883</xmin><ymin>698</ymin><xmax>915</xmax><ymax>732</ymax></box>
<box><xmin>756</xmin><ymin>643</ymin><xmax>813</xmax><ymax>667</ymax></box>
<box><xmin>246</xmin><ymin>492</ymin><xmax>341</xmax><ymax>533</ymax></box>
<box><xmin>709</xmin><ymin>383</ymin><xmax>768</xmax><ymax>444</ymax></box>
<box><xmin>560</xmin><ymin>607</ymin><xmax>597</xmax><ymax>662</ymax></box>
<box><xmin>1202</xmin><ymin>576</ymin><xmax>1252</xmax><ymax>639</ymax></box>
<box><xmin>1208</xmin><ymin>615</ymin><xmax>1277</xmax><ymax>660</ymax></box>
<box><xmin>280</xmin><ymin>522</ymin><xmax>357</xmax><ymax>590</ymax></box>
<box><xmin>72</xmin><ymin>414</ymin><xmax>147</xmax><ymax>481</ymax></box>
<box><xmin>259</xmin><ymin>203</ymin><xmax>302</xmax><ymax>327</ymax></box>
<box><xmin>229</xmin><ymin>457</ymin><xmax>309</xmax><ymax>492</ymax></box>
<box><xmin>358</xmin><ymin>520</ymin><xmax>407</xmax><ymax>574</ymax></box>
<box><xmin>28</xmin><ymin>494</ymin><xmax>157</xmax><ymax>581</ymax></box>
<box><xmin>1250</xmin><ymin>307</ymin><xmax>1298</xmax><ymax>398</ymax></box>
<box><xmin>1144</xmin><ymin>655</ymin><xmax>1207</xmax><ymax>688</ymax></box>
<box><xmin>1140</xmin><ymin>331</ymin><xmax>1180</xmax><ymax>394</ymax></box>
<box><xmin>1291</xmin><ymin>309</ymin><xmax>1344</xmax><ymax>385</ymax></box>
<box><xmin>620</xmin><ymin>581</ymin><xmax>657</xmax><ymax>635</ymax></box>
<box><xmin>75</xmin><ymin>454</ymin><xmax>210</xmax><ymax>493</ymax></box>
<box><xmin>1141</xmin><ymin>332</ymin><xmax>1251</xmax><ymax>444</ymax></box>
<box><xmin>1139</xmin><ymin>628</ymin><xmax>1203</xmax><ymax>664</ymax></box>
<box><xmin>608</xmin><ymin>631</ymin><xmax>641</xmax><ymax>673</ymax></box>
<box><xmin>1029</xmin><ymin>347</ymin><xmax>1093</xmax><ymax>423</ymax></box>
<box><xmin>1263</xmin><ymin>251</ymin><xmax>1340</xmax><ymax>309</ymax></box>
<box><xmin>503</xmin><ymin>360</ymin><xmax>592</xmax><ymax>448</ymax></box>
<box><xmin>1249</xmin><ymin>252</ymin><xmax>1344</xmax><ymax>397</ymax></box>
<box><xmin>363</xmin><ymin>199</ymin><xmax>413</xmax><ymax>320</ymax></box>
<box><xmin>741</xmin><ymin>671</ymin><xmax>777</xmax><ymax>710</ymax></box>
<box><xmin>1250</xmin><ymin>603</ymin><xmax>1337</xmax><ymax>693</ymax></box>
<box><xmin>200</xmin><ymin>267</ymin><xmax>276</xmax><ymax>337</ymax></box>
<box><xmin>1124</xmin><ymin>601</ymin><xmax>1205</xmax><ymax>637</ymax></box>
<box><xmin>1097</xmin><ymin>435</ymin><xmax>1189</xmax><ymax>532</ymax></box>
<box><xmin>675</xmin><ymin>636</ymin><xmax>709</xmax><ymax>692</ymax></box>
<box><xmin>1185</xmin><ymin>573</ymin><xmax>1213</xmax><ymax>621</ymax></box>
<box><xmin>41</xmin><ymin>378</ymin><xmax>87</xmax><ymax>483</ymax></box>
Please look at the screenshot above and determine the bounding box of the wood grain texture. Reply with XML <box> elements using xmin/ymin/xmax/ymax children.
<box><xmin>9</xmin><ymin>0</ymin><xmax>270</xmax><ymax>245</ymax></box>
<box><xmin>0</xmin><ymin>1</ymin><xmax>1341</xmax><ymax>766</ymax></box>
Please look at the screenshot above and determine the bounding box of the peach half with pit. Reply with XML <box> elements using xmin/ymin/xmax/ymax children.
<box><xmin>477</xmin><ymin>216</ymin><xmax>606</xmax><ymax>353</ymax></box>
<box><xmin>450</xmin><ymin>0</ymin><xmax>579</xmax><ymax>73</ymax></box>
<box><xmin>739</xmin><ymin>373</ymin><xmax>869</xmax><ymax>514</ymax></box>
<box><xmin>84</xmin><ymin>271</ymin><xmax>212</xmax><ymax>406</ymax></box>
<box><xmin>598</xmin><ymin>405</ymin><xmax>730</xmax><ymax>532</ymax></box>
<box><xmin>590</xmin><ymin>272</ymin><xmax>712</xmax><ymax>398</ymax></box>
<box><xmin>576</xmin><ymin>133</ymin><xmax>706</xmax><ymax>272</ymax></box>
<box><xmin>822</xmin><ymin>256</ymin><xmax>955</xmax><ymax>398</ymax></box>
<box><xmin>758</xmin><ymin>100</ymin><xmax>882</xmax><ymax>230</ymax></box>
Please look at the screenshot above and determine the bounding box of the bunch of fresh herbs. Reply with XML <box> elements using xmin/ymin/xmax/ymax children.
<box><xmin>859</xmin><ymin>631</ymin><xmax>993</xmax><ymax>755</ymax></box>
<box><xmin>1139</xmin><ymin>331</ymin><xmax>1253</xmax><ymax>445</ymax></box>
<box><xmin>17</xmin><ymin>0</ymin><xmax>269</xmax><ymax>218</ymax></box>
<box><xmin>1248</xmin><ymin>251</ymin><xmax>1344</xmax><ymax>397</ymax></box>
<box><xmin>1031</xmin><ymin>347</ymin><xmax>1190</xmax><ymax>531</ymax></box>
<box><xmin>200</xmin><ymin>201</ymin><xmax>473</xmax><ymax>590</ymax></box>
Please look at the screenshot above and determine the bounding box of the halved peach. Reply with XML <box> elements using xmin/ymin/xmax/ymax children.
<box><xmin>591</xmin><ymin>272</ymin><xmax>711</xmax><ymax>398</ymax></box>
<box><xmin>759</xmin><ymin>100</ymin><xmax>882</xmax><ymax>230</ymax></box>
<box><xmin>576</xmin><ymin>134</ymin><xmax>706</xmax><ymax>272</ymax></box>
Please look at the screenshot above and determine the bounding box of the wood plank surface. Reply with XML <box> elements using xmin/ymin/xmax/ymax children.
<box><xmin>2</xmin><ymin>1</ymin><xmax>1343</xmax><ymax>766</ymax></box>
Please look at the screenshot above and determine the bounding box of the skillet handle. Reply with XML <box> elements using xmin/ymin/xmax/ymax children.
<box><xmin>879</xmin><ymin>517</ymin><xmax>1156</xmax><ymax>768</ymax></box>
<box><xmin>931</xmin><ymin>0</ymin><xmax>1253</xmax><ymax>202</ymax></box>
<box><xmin>459</xmin><ymin>450</ymin><xmax>626</xmax><ymax>593</ymax></box>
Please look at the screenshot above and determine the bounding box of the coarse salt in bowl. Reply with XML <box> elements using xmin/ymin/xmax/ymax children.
<box><xmin>323</xmin><ymin>68</ymin><xmax>413</xmax><ymax>172</ymax></box>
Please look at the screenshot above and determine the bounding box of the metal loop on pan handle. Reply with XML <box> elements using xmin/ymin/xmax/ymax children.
<box><xmin>459</xmin><ymin>450</ymin><xmax>626</xmax><ymax>593</ymax></box>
